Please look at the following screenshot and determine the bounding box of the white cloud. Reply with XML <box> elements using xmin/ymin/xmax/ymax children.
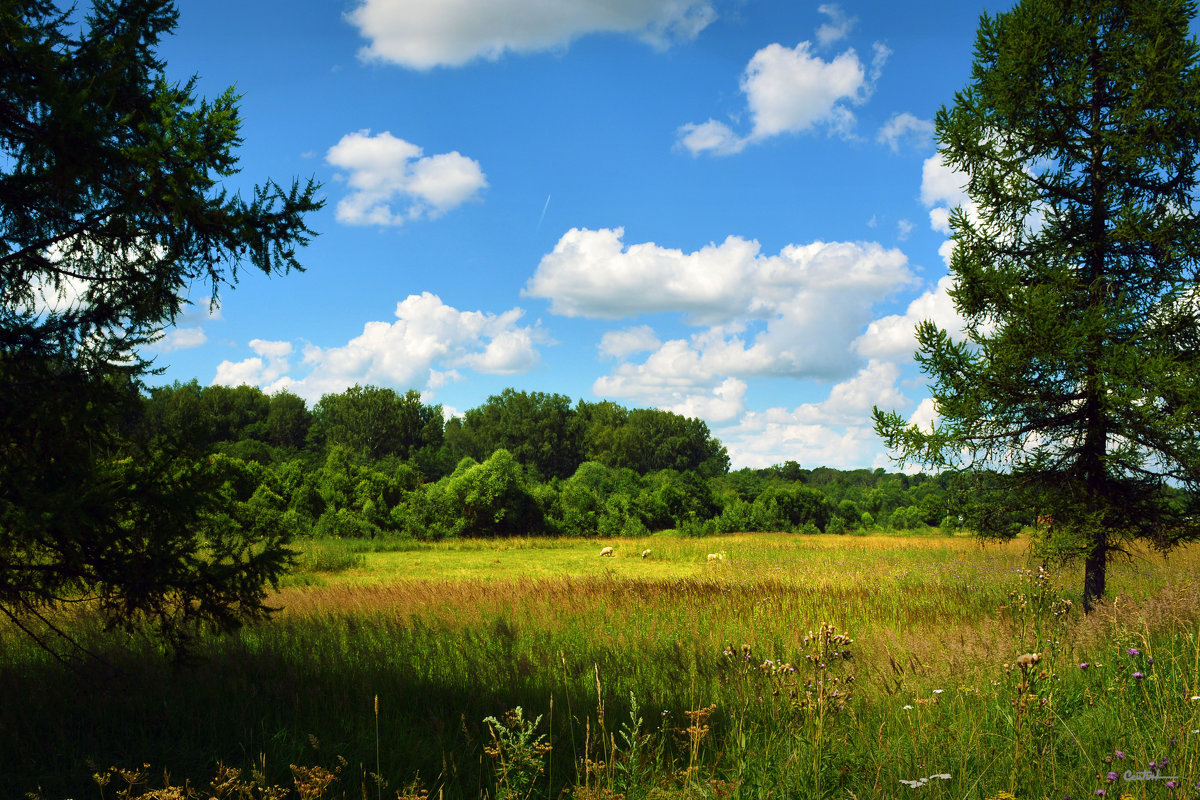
<box><xmin>921</xmin><ymin>151</ymin><xmax>970</xmax><ymax>234</ymax></box>
<box><xmin>679</xmin><ymin>39</ymin><xmax>889</xmax><ymax>155</ymax></box>
<box><xmin>348</xmin><ymin>0</ymin><xmax>716</xmax><ymax>69</ymax></box>
<box><xmin>145</xmin><ymin>295</ymin><xmax>222</xmax><ymax>354</ymax></box>
<box><xmin>525</xmin><ymin>228</ymin><xmax>764</xmax><ymax>322</ymax></box>
<box><xmin>531</xmin><ymin>228</ymin><xmax>915</xmax><ymax>434</ymax></box>
<box><xmin>155</xmin><ymin>327</ymin><xmax>207</xmax><ymax>353</ymax></box>
<box><xmin>676</xmin><ymin>119</ymin><xmax>746</xmax><ymax>156</ymax></box>
<box><xmin>908</xmin><ymin>397</ymin><xmax>939</xmax><ymax>433</ymax></box>
<box><xmin>897</xmin><ymin>219</ymin><xmax>914</xmax><ymax>240</ymax></box>
<box><xmin>211</xmin><ymin>293</ymin><xmax>545</xmax><ymax>403</ymax></box>
<box><xmin>526</xmin><ymin>228</ymin><xmax>914</xmax><ymax>334</ymax></box>
<box><xmin>326</xmin><ymin>130</ymin><xmax>487</xmax><ymax>225</ymax></box>
<box><xmin>599</xmin><ymin>325</ymin><xmax>662</xmax><ymax>358</ymax></box>
<box><xmin>213</xmin><ymin>339</ymin><xmax>293</xmax><ymax>387</ymax></box>
<box><xmin>595</xmin><ymin>351</ymin><xmax>747</xmax><ymax>422</ymax></box>
<box><xmin>714</xmin><ymin>361</ymin><xmax>908</xmax><ymax>469</ymax></box>
<box><xmin>877</xmin><ymin>112</ymin><xmax>935</xmax><ymax>152</ymax></box>
<box><xmin>816</xmin><ymin>4</ymin><xmax>856</xmax><ymax>47</ymax></box>
<box><xmin>853</xmin><ymin>274</ymin><xmax>963</xmax><ymax>360</ymax></box>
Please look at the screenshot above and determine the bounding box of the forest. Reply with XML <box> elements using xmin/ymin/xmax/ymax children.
<box><xmin>129</xmin><ymin>381</ymin><xmax>982</xmax><ymax>545</ymax></box>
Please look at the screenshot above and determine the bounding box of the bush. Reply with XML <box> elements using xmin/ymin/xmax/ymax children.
<box><xmin>314</xmin><ymin>508</ymin><xmax>381</xmax><ymax>539</ymax></box>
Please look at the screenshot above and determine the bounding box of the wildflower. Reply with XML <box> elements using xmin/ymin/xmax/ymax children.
<box><xmin>1161</xmin><ymin>757</ymin><xmax>1169</xmax><ymax>768</ymax></box>
<box><xmin>1132</xmin><ymin>672</ymin><xmax>1145</xmax><ymax>679</ymax></box>
<box><xmin>1080</xmin><ymin>662</ymin><xmax>1089</xmax><ymax>669</ymax></box>
<box><xmin>1165</xmin><ymin>780</ymin><xmax>1177</xmax><ymax>790</ymax></box>
<box><xmin>1127</xmin><ymin>648</ymin><xmax>1140</xmax><ymax>656</ymax></box>
<box><xmin>902</xmin><ymin>705</ymin><xmax>914</xmax><ymax>710</ymax></box>
<box><xmin>1107</xmin><ymin>772</ymin><xmax>1118</xmax><ymax>782</ymax></box>
<box><xmin>1016</xmin><ymin>652</ymin><xmax>1041</xmax><ymax>669</ymax></box>
<box><xmin>1095</xmin><ymin>791</ymin><xmax>1105</xmax><ymax>797</ymax></box>
<box><xmin>1191</xmin><ymin>695</ymin><xmax>1200</xmax><ymax>701</ymax></box>
<box><xmin>933</xmin><ymin>689</ymin><xmax>944</xmax><ymax>694</ymax></box>
<box><xmin>1114</xmin><ymin>750</ymin><xmax>1125</xmax><ymax>760</ymax></box>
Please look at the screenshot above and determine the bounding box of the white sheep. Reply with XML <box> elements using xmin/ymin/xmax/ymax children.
<box><xmin>599</xmin><ymin>546</ymin><xmax>614</xmax><ymax>557</ymax></box>
<box><xmin>641</xmin><ymin>549</ymin><xmax>651</xmax><ymax>559</ymax></box>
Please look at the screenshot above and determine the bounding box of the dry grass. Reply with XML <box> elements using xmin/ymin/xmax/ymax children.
<box><xmin>5</xmin><ymin>531</ymin><xmax>1200</xmax><ymax>799</ymax></box>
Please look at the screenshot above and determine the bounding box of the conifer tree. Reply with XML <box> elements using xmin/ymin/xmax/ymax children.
<box><xmin>0</xmin><ymin>0</ymin><xmax>321</xmax><ymax>651</ymax></box>
<box><xmin>874</xmin><ymin>0</ymin><xmax>1200</xmax><ymax>611</ymax></box>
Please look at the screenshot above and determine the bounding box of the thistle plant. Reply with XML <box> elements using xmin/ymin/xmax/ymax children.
<box><xmin>718</xmin><ymin>623</ymin><xmax>857</xmax><ymax>794</ymax></box>
<box><xmin>482</xmin><ymin>707</ymin><xmax>553</xmax><ymax>800</ymax></box>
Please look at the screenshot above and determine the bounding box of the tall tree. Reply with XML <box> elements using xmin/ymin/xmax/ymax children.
<box><xmin>456</xmin><ymin>389</ymin><xmax>583</xmax><ymax>479</ymax></box>
<box><xmin>0</xmin><ymin>0</ymin><xmax>321</xmax><ymax>651</ymax></box>
<box><xmin>874</xmin><ymin>0</ymin><xmax>1200</xmax><ymax>611</ymax></box>
<box><xmin>311</xmin><ymin>385</ymin><xmax>437</xmax><ymax>463</ymax></box>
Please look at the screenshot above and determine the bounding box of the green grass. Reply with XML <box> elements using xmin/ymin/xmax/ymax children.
<box><xmin>4</xmin><ymin>532</ymin><xmax>1200</xmax><ymax>799</ymax></box>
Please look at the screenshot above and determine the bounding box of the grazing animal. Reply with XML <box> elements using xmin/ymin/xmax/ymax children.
<box><xmin>641</xmin><ymin>549</ymin><xmax>651</xmax><ymax>559</ymax></box>
<box><xmin>707</xmin><ymin>552</ymin><xmax>725</xmax><ymax>562</ymax></box>
<box><xmin>600</xmin><ymin>546</ymin><xmax>614</xmax><ymax>557</ymax></box>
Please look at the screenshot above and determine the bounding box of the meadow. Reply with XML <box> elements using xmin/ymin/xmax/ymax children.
<box><xmin>3</xmin><ymin>531</ymin><xmax>1200</xmax><ymax>800</ymax></box>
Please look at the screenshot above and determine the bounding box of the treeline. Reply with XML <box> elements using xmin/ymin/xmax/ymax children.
<box><xmin>124</xmin><ymin>382</ymin><xmax>975</xmax><ymax>540</ymax></box>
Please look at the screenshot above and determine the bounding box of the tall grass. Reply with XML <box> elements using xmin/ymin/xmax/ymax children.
<box><xmin>3</xmin><ymin>533</ymin><xmax>1199</xmax><ymax>799</ymax></box>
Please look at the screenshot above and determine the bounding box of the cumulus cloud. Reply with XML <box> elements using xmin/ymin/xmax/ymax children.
<box><xmin>599</xmin><ymin>325</ymin><xmax>662</xmax><ymax>359</ymax></box>
<box><xmin>713</xmin><ymin>360</ymin><xmax>908</xmax><ymax>469</ymax></box>
<box><xmin>679</xmin><ymin>37</ymin><xmax>889</xmax><ymax>155</ymax></box>
<box><xmin>526</xmin><ymin>227</ymin><xmax>914</xmax><ymax>333</ymax></box>
<box><xmin>815</xmin><ymin>3</ymin><xmax>856</xmax><ymax>47</ymax></box>
<box><xmin>853</xmin><ymin>274</ymin><xmax>964</xmax><ymax>360</ymax></box>
<box><xmin>347</xmin><ymin>0</ymin><xmax>716</xmax><ymax>69</ymax></box>
<box><xmin>213</xmin><ymin>339</ymin><xmax>294</xmax><ymax>387</ymax></box>
<box><xmin>595</xmin><ymin>351</ymin><xmax>747</xmax><ymax>422</ymax></box>
<box><xmin>527</xmin><ymin>227</ymin><xmax>914</xmax><ymax>430</ymax></box>
<box><xmin>211</xmin><ymin>293</ymin><xmax>545</xmax><ymax>402</ymax></box>
<box><xmin>145</xmin><ymin>295</ymin><xmax>222</xmax><ymax>354</ymax></box>
<box><xmin>877</xmin><ymin>112</ymin><xmax>935</xmax><ymax>152</ymax></box>
<box><xmin>155</xmin><ymin>326</ymin><xmax>207</xmax><ymax>353</ymax></box>
<box><xmin>921</xmin><ymin>151</ymin><xmax>970</xmax><ymax>235</ymax></box>
<box><xmin>676</xmin><ymin>119</ymin><xmax>745</xmax><ymax>157</ymax></box>
<box><xmin>326</xmin><ymin>130</ymin><xmax>487</xmax><ymax>225</ymax></box>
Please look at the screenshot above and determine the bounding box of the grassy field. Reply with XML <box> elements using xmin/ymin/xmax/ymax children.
<box><xmin>3</xmin><ymin>531</ymin><xmax>1200</xmax><ymax>799</ymax></box>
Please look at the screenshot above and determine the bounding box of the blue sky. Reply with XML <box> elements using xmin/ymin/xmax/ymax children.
<box><xmin>146</xmin><ymin>0</ymin><xmax>1015</xmax><ymax>470</ymax></box>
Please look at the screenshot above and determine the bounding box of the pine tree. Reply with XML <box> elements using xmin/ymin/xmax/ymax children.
<box><xmin>874</xmin><ymin>0</ymin><xmax>1200</xmax><ymax>611</ymax></box>
<box><xmin>0</xmin><ymin>0</ymin><xmax>321</xmax><ymax>652</ymax></box>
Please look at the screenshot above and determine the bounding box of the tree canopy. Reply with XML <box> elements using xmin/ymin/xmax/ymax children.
<box><xmin>874</xmin><ymin>0</ymin><xmax>1200</xmax><ymax>610</ymax></box>
<box><xmin>0</xmin><ymin>0</ymin><xmax>321</xmax><ymax>652</ymax></box>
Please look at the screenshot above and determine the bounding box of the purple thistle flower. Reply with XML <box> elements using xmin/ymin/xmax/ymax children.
<box><xmin>1079</xmin><ymin>662</ymin><xmax>1089</xmax><ymax>669</ymax></box>
<box><xmin>1095</xmin><ymin>791</ymin><xmax>1106</xmax><ymax>797</ymax></box>
<box><xmin>1128</xmin><ymin>647</ymin><xmax>1140</xmax><ymax>656</ymax></box>
<box><xmin>1165</xmin><ymin>780</ymin><xmax>1177</xmax><ymax>790</ymax></box>
<box><xmin>1133</xmin><ymin>671</ymin><xmax>1146</xmax><ymax>679</ymax></box>
<box><xmin>1107</xmin><ymin>772</ymin><xmax>1118</xmax><ymax>781</ymax></box>
<box><xmin>1114</xmin><ymin>750</ymin><xmax>1125</xmax><ymax>760</ymax></box>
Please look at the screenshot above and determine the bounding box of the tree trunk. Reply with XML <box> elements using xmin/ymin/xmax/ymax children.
<box><xmin>1082</xmin><ymin>529</ymin><xmax>1107</xmax><ymax>613</ymax></box>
